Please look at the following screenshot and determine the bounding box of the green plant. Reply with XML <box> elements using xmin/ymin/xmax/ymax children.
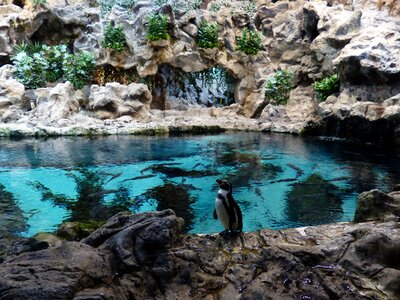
<box><xmin>97</xmin><ymin>0</ymin><xmax>136</xmax><ymax>16</ymax></box>
<box><xmin>42</xmin><ymin>44</ymin><xmax>69</xmax><ymax>82</ymax></box>
<box><xmin>197</xmin><ymin>21</ymin><xmax>220</xmax><ymax>49</ymax></box>
<box><xmin>236</xmin><ymin>28</ymin><xmax>262</xmax><ymax>55</ymax></box>
<box><xmin>13</xmin><ymin>41</ymin><xmax>43</xmax><ymax>55</ymax></box>
<box><xmin>264</xmin><ymin>69</ymin><xmax>294</xmax><ymax>105</ymax></box>
<box><xmin>62</xmin><ymin>51</ymin><xmax>95</xmax><ymax>89</ymax></box>
<box><xmin>12</xmin><ymin>43</ymin><xmax>95</xmax><ymax>90</ymax></box>
<box><xmin>101</xmin><ymin>22</ymin><xmax>127</xmax><ymax>52</ymax></box>
<box><xmin>313</xmin><ymin>74</ymin><xmax>340</xmax><ymax>101</ymax></box>
<box><xmin>12</xmin><ymin>50</ymin><xmax>48</xmax><ymax>89</ymax></box>
<box><xmin>146</xmin><ymin>14</ymin><xmax>169</xmax><ymax>42</ymax></box>
<box><xmin>32</xmin><ymin>0</ymin><xmax>47</xmax><ymax>6</ymax></box>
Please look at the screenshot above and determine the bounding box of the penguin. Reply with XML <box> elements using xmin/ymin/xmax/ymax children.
<box><xmin>213</xmin><ymin>179</ymin><xmax>243</xmax><ymax>236</ymax></box>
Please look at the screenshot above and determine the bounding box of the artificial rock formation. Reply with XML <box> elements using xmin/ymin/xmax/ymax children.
<box><xmin>0</xmin><ymin>0</ymin><xmax>399</xmax><ymax>142</ymax></box>
<box><xmin>1</xmin><ymin>188</ymin><xmax>400</xmax><ymax>300</ymax></box>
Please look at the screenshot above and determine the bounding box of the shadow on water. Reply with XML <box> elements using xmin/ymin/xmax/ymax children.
<box><xmin>0</xmin><ymin>184</ymin><xmax>27</xmax><ymax>260</ymax></box>
<box><xmin>31</xmin><ymin>167</ymin><xmax>141</xmax><ymax>222</ymax></box>
<box><xmin>284</xmin><ymin>174</ymin><xmax>344</xmax><ymax>226</ymax></box>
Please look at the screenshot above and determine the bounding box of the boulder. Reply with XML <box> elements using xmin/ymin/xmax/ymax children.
<box><xmin>35</xmin><ymin>82</ymin><xmax>80</xmax><ymax>124</ymax></box>
<box><xmin>88</xmin><ymin>82</ymin><xmax>152</xmax><ymax>120</ymax></box>
<box><xmin>354</xmin><ymin>189</ymin><xmax>400</xmax><ymax>223</ymax></box>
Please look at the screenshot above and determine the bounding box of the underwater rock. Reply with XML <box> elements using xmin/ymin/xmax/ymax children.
<box><xmin>148</xmin><ymin>164</ymin><xmax>216</xmax><ymax>178</ymax></box>
<box><xmin>143</xmin><ymin>182</ymin><xmax>195</xmax><ymax>232</ymax></box>
<box><xmin>0</xmin><ymin>184</ymin><xmax>27</xmax><ymax>262</ymax></box>
<box><xmin>285</xmin><ymin>173</ymin><xmax>343</xmax><ymax>225</ymax></box>
<box><xmin>217</xmin><ymin>150</ymin><xmax>283</xmax><ymax>187</ymax></box>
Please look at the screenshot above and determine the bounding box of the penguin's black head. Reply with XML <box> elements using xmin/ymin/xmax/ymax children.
<box><xmin>216</xmin><ymin>179</ymin><xmax>231</xmax><ymax>191</ymax></box>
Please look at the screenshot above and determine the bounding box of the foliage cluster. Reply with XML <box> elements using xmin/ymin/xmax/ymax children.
<box><xmin>12</xmin><ymin>43</ymin><xmax>95</xmax><ymax>90</ymax></box>
<box><xmin>32</xmin><ymin>0</ymin><xmax>47</xmax><ymax>6</ymax></box>
<box><xmin>146</xmin><ymin>14</ymin><xmax>169</xmax><ymax>41</ymax></box>
<box><xmin>313</xmin><ymin>74</ymin><xmax>340</xmax><ymax>102</ymax></box>
<box><xmin>264</xmin><ymin>69</ymin><xmax>294</xmax><ymax>105</ymax></box>
<box><xmin>236</xmin><ymin>28</ymin><xmax>262</xmax><ymax>55</ymax></box>
<box><xmin>97</xmin><ymin>0</ymin><xmax>136</xmax><ymax>16</ymax></box>
<box><xmin>209</xmin><ymin>0</ymin><xmax>256</xmax><ymax>16</ymax></box>
<box><xmin>62</xmin><ymin>51</ymin><xmax>96</xmax><ymax>90</ymax></box>
<box><xmin>152</xmin><ymin>0</ymin><xmax>202</xmax><ymax>13</ymax></box>
<box><xmin>101</xmin><ymin>22</ymin><xmax>127</xmax><ymax>52</ymax></box>
<box><xmin>197</xmin><ymin>21</ymin><xmax>220</xmax><ymax>49</ymax></box>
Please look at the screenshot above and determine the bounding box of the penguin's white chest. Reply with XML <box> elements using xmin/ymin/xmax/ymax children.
<box><xmin>215</xmin><ymin>190</ymin><xmax>230</xmax><ymax>229</ymax></box>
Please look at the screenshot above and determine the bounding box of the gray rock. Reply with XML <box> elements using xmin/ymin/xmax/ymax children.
<box><xmin>1</xmin><ymin>191</ymin><xmax>400</xmax><ymax>300</ymax></box>
<box><xmin>354</xmin><ymin>189</ymin><xmax>400</xmax><ymax>223</ymax></box>
<box><xmin>36</xmin><ymin>82</ymin><xmax>80</xmax><ymax>124</ymax></box>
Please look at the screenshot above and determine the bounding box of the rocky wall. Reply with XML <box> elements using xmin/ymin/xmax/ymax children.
<box><xmin>0</xmin><ymin>0</ymin><xmax>399</xmax><ymax>141</ymax></box>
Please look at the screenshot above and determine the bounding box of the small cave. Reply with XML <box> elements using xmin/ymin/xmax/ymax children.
<box><xmin>302</xmin><ymin>7</ymin><xmax>320</xmax><ymax>42</ymax></box>
<box><xmin>93</xmin><ymin>65</ymin><xmax>141</xmax><ymax>86</ymax></box>
<box><xmin>150</xmin><ymin>64</ymin><xmax>236</xmax><ymax>110</ymax></box>
<box><xmin>12</xmin><ymin>0</ymin><xmax>26</xmax><ymax>8</ymax></box>
<box><xmin>30</xmin><ymin>16</ymin><xmax>81</xmax><ymax>48</ymax></box>
<box><xmin>0</xmin><ymin>55</ymin><xmax>11</xmax><ymax>66</ymax></box>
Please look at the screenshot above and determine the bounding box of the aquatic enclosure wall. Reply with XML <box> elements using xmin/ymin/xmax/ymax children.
<box><xmin>0</xmin><ymin>132</ymin><xmax>399</xmax><ymax>238</ymax></box>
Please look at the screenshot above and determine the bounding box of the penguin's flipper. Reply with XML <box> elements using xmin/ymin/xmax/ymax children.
<box><xmin>213</xmin><ymin>209</ymin><xmax>218</xmax><ymax>220</ymax></box>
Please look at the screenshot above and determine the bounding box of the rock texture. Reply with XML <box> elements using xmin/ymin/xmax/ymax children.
<box><xmin>1</xmin><ymin>188</ymin><xmax>400</xmax><ymax>300</ymax></box>
<box><xmin>0</xmin><ymin>0</ymin><xmax>399</xmax><ymax>141</ymax></box>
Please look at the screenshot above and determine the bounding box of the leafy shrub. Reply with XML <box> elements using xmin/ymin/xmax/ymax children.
<box><xmin>197</xmin><ymin>21</ymin><xmax>220</xmax><ymax>49</ymax></box>
<box><xmin>41</xmin><ymin>44</ymin><xmax>69</xmax><ymax>82</ymax></box>
<box><xmin>62</xmin><ymin>51</ymin><xmax>96</xmax><ymax>90</ymax></box>
<box><xmin>13</xmin><ymin>41</ymin><xmax>43</xmax><ymax>55</ymax></box>
<box><xmin>97</xmin><ymin>0</ymin><xmax>136</xmax><ymax>16</ymax></box>
<box><xmin>101</xmin><ymin>22</ymin><xmax>127</xmax><ymax>52</ymax></box>
<box><xmin>146</xmin><ymin>14</ymin><xmax>169</xmax><ymax>42</ymax></box>
<box><xmin>12</xmin><ymin>43</ymin><xmax>95</xmax><ymax>90</ymax></box>
<box><xmin>313</xmin><ymin>74</ymin><xmax>340</xmax><ymax>101</ymax></box>
<box><xmin>12</xmin><ymin>51</ymin><xmax>48</xmax><ymax>89</ymax></box>
<box><xmin>264</xmin><ymin>69</ymin><xmax>294</xmax><ymax>105</ymax></box>
<box><xmin>32</xmin><ymin>0</ymin><xmax>47</xmax><ymax>6</ymax></box>
<box><xmin>236</xmin><ymin>28</ymin><xmax>262</xmax><ymax>55</ymax></box>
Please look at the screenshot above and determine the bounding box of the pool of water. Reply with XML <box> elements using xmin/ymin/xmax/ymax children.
<box><xmin>0</xmin><ymin>132</ymin><xmax>399</xmax><ymax>237</ymax></box>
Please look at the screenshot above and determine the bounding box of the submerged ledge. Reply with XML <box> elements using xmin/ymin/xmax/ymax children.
<box><xmin>1</xmin><ymin>188</ymin><xmax>399</xmax><ymax>300</ymax></box>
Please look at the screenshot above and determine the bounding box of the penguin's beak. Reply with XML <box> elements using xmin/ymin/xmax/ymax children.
<box><xmin>216</xmin><ymin>179</ymin><xmax>222</xmax><ymax>186</ymax></box>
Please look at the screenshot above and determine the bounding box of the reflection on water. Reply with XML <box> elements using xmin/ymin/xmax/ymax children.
<box><xmin>0</xmin><ymin>132</ymin><xmax>399</xmax><ymax>236</ymax></box>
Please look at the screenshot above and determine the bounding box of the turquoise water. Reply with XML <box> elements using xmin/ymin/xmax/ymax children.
<box><xmin>0</xmin><ymin>132</ymin><xmax>399</xmax><ymax>237</ymax></box>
